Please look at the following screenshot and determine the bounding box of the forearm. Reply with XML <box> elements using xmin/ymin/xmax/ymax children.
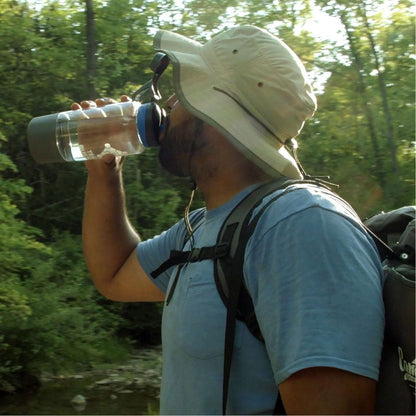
<box><xmin>82</xmin><ymin>164</ymin><xmax>139</xmax><ymax>290</ymax></box>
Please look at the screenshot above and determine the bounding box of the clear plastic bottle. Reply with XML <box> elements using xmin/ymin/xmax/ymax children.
<box><xmin>27</xmin><ymin>101</ymin><xmax>163</xmax><ymax>164</ymax></box>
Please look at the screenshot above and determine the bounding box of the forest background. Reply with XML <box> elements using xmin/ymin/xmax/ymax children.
<box><xmin>0</xmin><ymin>0</ymin><xmax>414</xmax><ymax>393</ymax></box>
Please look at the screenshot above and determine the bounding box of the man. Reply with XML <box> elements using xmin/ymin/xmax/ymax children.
<box><xmin>78</xmin><ymin>26</ymin><xmax>385</xmax><ymax>414</ymax></box>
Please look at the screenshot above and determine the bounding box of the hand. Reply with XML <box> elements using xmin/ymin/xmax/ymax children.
<box><xmin>70</xmin><ymin>96</ymin><xmax>132</xmax><ymax>171</ymax></box>
<box><xmin>71</xmin><ymin>95</ymin><xmax>131</xmax><ymax>111</ymax></box>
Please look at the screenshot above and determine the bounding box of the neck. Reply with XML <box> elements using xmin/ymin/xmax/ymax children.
<box><xmin>200</xmin><ymin>178</ymin><xmax>267</xmax><ymax>211</ymax></box>
<box><xmin>194</xmin><ymin>153</ymin><xmax>271</xmax><ymax>210</ymax></box>
<box><xmin>188</xmin><ymin>124</ymin><xmax>273</xmax><ymax>210</ymax></box>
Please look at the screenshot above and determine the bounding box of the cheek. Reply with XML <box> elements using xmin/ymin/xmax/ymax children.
<box><xmin>168</xmin><ymin>120</ymin><xmax>195</xmax><ymax>150</ymax></box>
<box><xmin>158</xmin><ymin>117</ymin><xmax>170</xmax><ymax>143</ymax></box>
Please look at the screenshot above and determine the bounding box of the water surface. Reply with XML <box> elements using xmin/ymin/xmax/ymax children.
<box><xmin>0</xmin><ymin>375</ymin><xmax>159</xmax><ymax>415</ymax></box>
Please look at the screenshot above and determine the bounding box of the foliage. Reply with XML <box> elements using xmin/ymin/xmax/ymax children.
<box><xmin>306</xmin><ymin>0</ymin><xmax>415</xmax><ymax>215</ymax></box>
<box><xmin>0</xmin><ymin>137</ymin><xmax>129</xmax><ymax>392</ymax></box>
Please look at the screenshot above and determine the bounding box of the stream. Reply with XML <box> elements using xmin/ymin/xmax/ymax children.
<box><xmin>0</xmin><ymin>348</ymin><xmax>161</xmax><ymax>415</ymax></box>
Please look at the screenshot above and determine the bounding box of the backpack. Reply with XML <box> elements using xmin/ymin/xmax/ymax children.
<box><xmin>364</xmin><ymin>207</ymin><xmax>415</xmax><ymax>415</ymax></box>
<box><xmin>152</xmin><ymin>179</ymin><xmax>416</xmax><ymax>415</ymax></box>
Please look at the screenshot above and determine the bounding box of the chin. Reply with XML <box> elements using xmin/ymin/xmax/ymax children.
<box><xmin>158</xmin><ymin>150</ymin><xmax>188</xmax><ymax>177</ymax></box>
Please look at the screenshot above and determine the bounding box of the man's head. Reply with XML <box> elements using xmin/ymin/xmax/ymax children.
<box><xmin>154</xmin><ymin>25</ymin><xmax>317</xmax><ymax>180</ymax></box>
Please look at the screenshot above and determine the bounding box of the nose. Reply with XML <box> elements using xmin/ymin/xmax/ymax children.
<box><xmin>166</xmin><ymin>94</ymin><xmax>178</xmax><ymax>110</ymax></box>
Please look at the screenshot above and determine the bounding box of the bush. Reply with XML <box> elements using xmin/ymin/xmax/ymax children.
<box><xmin>0</xmin><ymin>145</ymin><xmax>130</xmax><ymax>392</ymax></box>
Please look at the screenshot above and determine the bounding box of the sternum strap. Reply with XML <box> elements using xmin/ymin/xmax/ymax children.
<box><xmin>150</xmin><ymin>243</ymin><xmax>229</xmax><ymax>278</ymax></box>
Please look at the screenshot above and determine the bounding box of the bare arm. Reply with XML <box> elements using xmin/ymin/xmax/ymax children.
<box><xmin>79</xmin><ymin>99</ymin><xmax>165</xmax><ymax>302</ymax></box>
<box><xmin>279</xmin><ymin>367</ymin><xmax>376</xmax><ymax>415</ymax></box>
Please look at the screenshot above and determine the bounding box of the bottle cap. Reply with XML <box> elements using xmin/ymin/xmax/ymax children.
<box><xmin>27</xmin><ymin>113</ymin><xmax>64</xmax><ymax>163</ymax></box>
<box><xmin>136</xmin><ymin>103</ymin><xmax>162</xmax><ymax>147</ymax></box>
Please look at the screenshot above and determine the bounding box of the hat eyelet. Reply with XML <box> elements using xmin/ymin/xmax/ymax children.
<box><xmin>257</xmin><ymin>82</ymin><xmax>264</xmax><ymax>88</ymax></box>
<box><xmin>232</xmin><ymin>49</ymin><xmax>238</xmax><ymax>54</ymax></box>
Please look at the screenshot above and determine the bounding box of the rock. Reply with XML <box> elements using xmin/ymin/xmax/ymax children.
<box><xmin>144</xmin><ymin>369</ymin><xmax>158</xmax><ymax>377</ymax></box>
<box><xmin>134</xmin><ymin>378</ymin><xmax>146</xmax><ymax>388</ymax></box>
<box><xmin>95</xmin><ymin>378</ymin><xmax>112</xmax><ymax>385</ymax></box>
<box><xmin>71</xmin><ymin>394</ymin><xmax>87</xmax><ymax>412</ymax></box>
<box><xmin>1</xmin><ymin>381</ymin><xmax>16</xmax><ymax>393</ymax></box>
<box><xmin>71</xmin><ymin>394</ymin><xmax>87</xmax><ymax>405</ymax></box>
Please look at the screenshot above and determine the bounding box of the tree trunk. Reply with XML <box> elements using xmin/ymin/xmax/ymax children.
<box><xmin>360</xmin><ymin>4</ymin><xmax>399</xmax><ymax>177</ymax></box>
<box><xmin>340</xmin><ymin>11</ymin><xmax>386</xmax><ymax>190</ymax></box>
<box><xmin>85</xmin><ymin>0</ymin><xmax>96</xmax><ymax>99</ymax></box>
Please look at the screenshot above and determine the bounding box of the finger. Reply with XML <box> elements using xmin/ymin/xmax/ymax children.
<box><xmin>71</xmin><ymin>102</ymin><xmax>82</xmax><ymax>110</ymax></box>
<box><xmin>121</xmin><ymin>95</ymin><xmax>131</xmax><ymax>102</ymax></box>
<box><xmin>84</xmin><ymin>157</ymin><xmax>116</xmax><ymax>173</ymax></box>
<box><xmin>96</xmin><ymin>97</ymin><xmax>117</xmax><ymax>107</ymax></box>
<box><xmin>80</xmin><ymin>100</ymin><xmax>97</xmax><ymax>109</ymax></box>
<box><xmin>101</xmin><ymin>154</ymin><xmax>117</xmax><ymax>164</ymax></box>
<box><xmin>84</xmin><ymin>107</ymin><xmax>107</xmax><ymax>119</ymax></box>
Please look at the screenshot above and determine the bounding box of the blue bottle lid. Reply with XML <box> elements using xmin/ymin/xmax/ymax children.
<box><xmin>136</xmin><ymin>103</ymin><xmax>163</xmax><ymax>148</ymax></box>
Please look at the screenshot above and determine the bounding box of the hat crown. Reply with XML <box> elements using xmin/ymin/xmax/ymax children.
<box><xmin>205</xmin><ymin>26</ymin><xmax>317</xmax><ymax>141</ymax></box>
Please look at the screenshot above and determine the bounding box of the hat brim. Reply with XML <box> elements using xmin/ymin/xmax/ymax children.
<box><xmin>154</xmin><ymin>30</ymin><xmax>302</xmax><ymax>179</ymax></box>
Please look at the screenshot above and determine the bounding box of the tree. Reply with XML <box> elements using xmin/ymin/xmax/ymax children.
<box><xmin>304</xmin><ymin>0</ymin><xmax>414</xmax><ymax>213</ymax></box>
<box><xmin>360</xmin><ymin>3</ymin><xmax>398</xmax><ymax>177</ymax></box>
<box><xmin>85</xmin><ymin>0</ymin><xmax>97</xmax><ymax>98</ymax></box>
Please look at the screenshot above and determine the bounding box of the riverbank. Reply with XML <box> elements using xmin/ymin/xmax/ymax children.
<box><xmin>0</xmin><ymin>347</ymin><xmax>162</xmax><ymax>415</ymax></box>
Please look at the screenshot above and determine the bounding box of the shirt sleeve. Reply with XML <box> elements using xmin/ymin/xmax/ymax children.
<box><xmin>136</xmin><ymin>219</ymin><xmax>186</xmax><ymax>293</ymax></box>
<box><xmin>244</xmin><ymin>199</ymin><xmax>385</xmax><ymax>385</ymax></box>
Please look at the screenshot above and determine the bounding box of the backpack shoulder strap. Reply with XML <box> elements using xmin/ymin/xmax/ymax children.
<box><xmin>219</xmin><ymin>178</ymin><xmax>351</xmax><ymax>415</ymax></box>
<box><xmin>219</xmin><ymin>178</ymin><xmax>307</xmax><ymax>415</ymax></box>
<box><xmin>216</xmin><ymin>178</ymin><xmax>304</xmax><ymax>338</ymax></box>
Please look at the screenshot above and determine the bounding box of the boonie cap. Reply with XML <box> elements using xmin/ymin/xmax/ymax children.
<box><xmin>154</xmin><ymin>25</ymin><xmax>317</xmax><ymax>179</ymax></box>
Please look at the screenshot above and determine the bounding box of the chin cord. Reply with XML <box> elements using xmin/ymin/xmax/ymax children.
<box><xmin>285</xmin><ymin>139</ymin><xmax>339</xmax><ymax>189</ymax></box>
<box><xmin>183</xmin><ymin>128</ymin><xmax>202</xmax><ymax>247</ymax></box>
<box><xmin>184</xmin><ymin>179</ymin><xmax>197</xmax><ymax>247</ymax></box>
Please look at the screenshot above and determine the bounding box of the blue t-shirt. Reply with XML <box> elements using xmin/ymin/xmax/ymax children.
<box><xmin>136</xmin><ymin>183</ymin><xmax>385</xmax><ymax>415</ymax></box>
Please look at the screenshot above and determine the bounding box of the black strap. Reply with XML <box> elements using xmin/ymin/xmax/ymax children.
<box><xmin>219</xmin><ymin>179</ymin><xmax>318</xmax><ymax>414</ymax></box>
<box><xmin>151</xmin><ymin>250</ymin><xmax>189</xmax><ymax>278</ymax></box>
<box><xmin>222</xmin><ymin>227</ymin><xmax>248</xmax><ymax>414</ymax></box>
<box><xmin>151</xmin><ymin>243</ymin><xmax>229</xmax><ymax>278</ymax></box>
<box><xmin>165</xmin><ymin>264</ymin><xmax>183</xmax><ymax>306</ymax></box>
<box><xmin>273</xmin><ymin>392</ymin><xmax>286</xmax><ymax>415</ymax></box>
<box><xmin>220</xmin><ymin>181</ymin><xmax>298</xmax><ymax>414</ymax></box>
<box><xmin>221</xmin><ymin>220</ymin><xmax>286</xmax><ymax>414</ymax></box>
<box><xmin>218</xmin><ymin>180</ymin><xmax>310</xmax><ymax>338</ymax></box>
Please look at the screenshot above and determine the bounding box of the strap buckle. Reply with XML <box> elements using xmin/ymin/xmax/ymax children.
<box><xmin>214</xmin><ymin>243</ymin><xmax>229</xmax><ymax>258</ymax></box>
<box><xmin>188</xmin><ymin>248</ymin><xmax>201</xmax><ymax>262</ymax></box>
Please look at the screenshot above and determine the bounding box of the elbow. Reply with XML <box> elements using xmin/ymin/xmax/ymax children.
<box><xmin>89</xmin><ymin>274</ymin><xmax>121</xmax><ymax>301</ymax></box>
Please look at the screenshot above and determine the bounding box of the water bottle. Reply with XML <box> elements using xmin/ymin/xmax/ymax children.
<box><xmin>27</xmin><ymin>101</ymin><xmax>164</xmax><ymax>164</ymax></box>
